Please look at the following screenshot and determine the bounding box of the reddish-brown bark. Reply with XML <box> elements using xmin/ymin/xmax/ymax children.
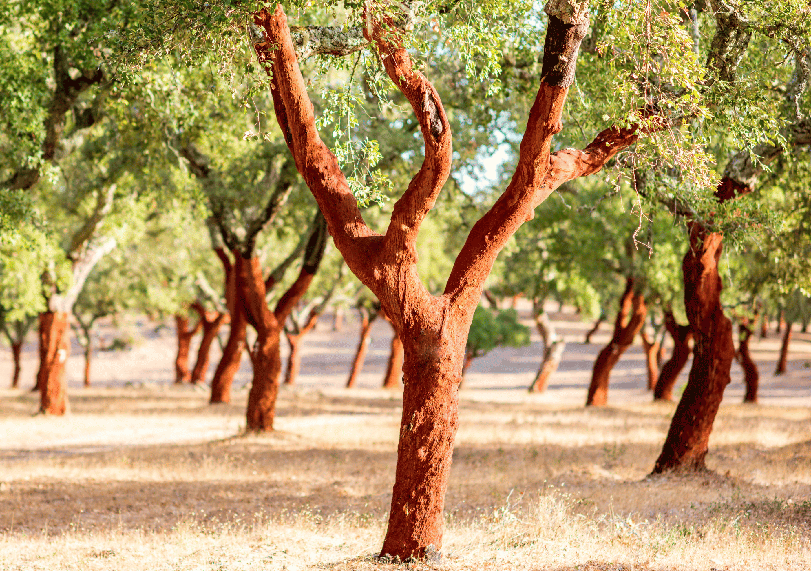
<box><xmin>381</xmin><ymin>333</ymin><xmax>404</xmax><ymax>390</ymax></box>
<box><xmin>211</xmin><ymin>249</ymin><xmax>244</xmax><ymax>404</ymax></box>
<box><xmin>346</xmin><ymin>308</ymin><xmax>377</xmax><ymax>388</ymax></box>
<box><xmin>83</xmin><ymin>342</ymin><xmax>92</xmax><ymax>387</ymax></box>
<box><xmin>253</xmin><ymin>4</ymin><xmax>653</xmax><ymax>560</ymax></box>
<box><xmin>653</xmin><ymin>311</ymin><xmax>693</xmax><ymax>401</ymax></box>
<box><xmin>653</xmin><ymin>228</ymin><xmax>735</xmax><ymax>473</ymax></box>
<box><xmin>528</xmin><ymin>312</ymin><xmax>564</xmax><ymax>393</ymax></box>
<box><xmin>640</xmin><ymin>329</ymin><xmax>661</xmax><ymax>391</ymax></box>
<box><xmin>10</xmin><ymin>341</ymin><xmax>22</xmax><ymax>389</ymax></box>
<box><xmin>586</xmin><ymin>278</ymin><xmax>648</xmax><ymax>406</ymax></box>
<box><xmin>775</xmin><ymin>321</ymin><xmax>793</xmax><ymax>375</ymax></box>
<box><xmin>737</xmin><ymin>322</ymin><xmax>759</xmax><ymax>403</ymax></box>
<box><xmin>174</xmin><ymin>314</ymin><xmax>202</xmax><ymax>384</ymax></box>
<box><xmin>283</xmin><ymin>310</ymin><xmax>320</xmax><ymax>386</ymax></box>
<box><xmin>190</xmin><ymin>303</ymin><xmax>228</xmax><ymax>385</ymax></box>
<box><xmin>37</xmin><ymin>311</ymin><xmax>70</xmax><ymax>415</ymax></box>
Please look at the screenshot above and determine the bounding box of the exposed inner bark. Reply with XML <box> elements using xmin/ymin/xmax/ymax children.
<box><xmin>640</xmin><ymin>328</ymin><xmax>661</xmax><ymax>391</ymax></box>
<box><xmin>253</xmin><ymin>3</ymin><xmax>654</xmax><ymax>560</ymax></box>
<box><xmin>37</xmin><ymin>311</ymin><xmax>70</xmax><ymax>415</ymax></box>
<box><xmin>653</xmin><ymin>311</ymin><xmax>693</xmax><ymax>401</ymax></box>
<box><xmin>774</xmin><ymin>321</ymin><xmax>793</xmax><ymax>375</ymax></box>
<box><xmin>346</xmin><ymin>306</ymin><xmax>378</xmax><ymax>388</ymax></box>
<box><xmin>210</xmin><ymin>249</ymin><xmax>245</xmax><ymax>404</ymax></box>
<box><xmin>174</xmin><ymin>314</ymin><xmax>202</xmax><ymax>383</ymax></box>
<box><xmin>652</xmin><ymin>227</ymin><xmax>735</xmax><ymax>473</ymax></box>
<box><xmin>382</xmin><ymin>332</ymin><xmax>404</xmax><ymax>390</ymax></box>
<box><xmin>190</xmin><ymin>303</ymin><xmax>228</xmax><ymax>385</ymax></box>
<box><xmin>283</xmin><ymin>309</ymin><xmax>320</xmax><ymax>386</ymax></box>
<box><xmin>586</xmin><ymin>278</ymin><xmax>647</xmax><ymax>406</ymax></box>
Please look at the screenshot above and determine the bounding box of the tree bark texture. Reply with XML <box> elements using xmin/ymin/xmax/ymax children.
<box><xmin>253</xmin><ymin>3</ymin><xmax>652</xmax><ymax>560</ymax></box>
<box><xmin>774</xmin><ymin>321</ymin><xmax>792</xmax><ymax>375</ymax></box>
<box><xmin>83</xmin><ymin>341</ymin><xmax>92</xmax><ymax>387</ymax></box>
<box><xmin>174</xmin><ymin>314</ymin><xmax>202</xmax><ymax>383</ymax></box>
<box><xmin>37</xmin><ymin>311</ymin><xmax>70</xmax><ymax>415</ymax></box>
<box><xmin>529</xmin><ymin>312</ymin><xmax>564</xmax><ymax>393</ymax></box>
<box><xmin>382</xmin><ymin>333</ymin><xmax>404</xmax><ymax>390</ymax></box>
<box><xmin>10</xmin><ymin>341</ymin><xmax>22</xmax><ymax>389</ymax></box>
<box><xmin>586</xmin><ymin>278</ymin><xmax>647</xmax><ymax>406</ymax></box>
<box><xmin>737</xmin><ymin>322</ymin><xmax>758</xmax><ymax>403</ymax></box>
<box><xmin>653</xmin><ymin>311</ymin><xmax>693</xmax><ymax>401</ymax></box>
<box><xmin>652</xmin><ymin>227</ymin><xmax>735</xmax><ymax>473</ymax></box>
<box><xmin>191</xmin><ymin>306</ymin><xmax>228</xmax><ymax>385</ymax></box>
<box><xmin>283</xmin><ymin>310</ymin><xmax>320</xmax><ymax>386</ymax></box>
<box><xmin>346</xmin><ymin>308</ymin><xmax>377</xmax><ymax>388</ymax></box>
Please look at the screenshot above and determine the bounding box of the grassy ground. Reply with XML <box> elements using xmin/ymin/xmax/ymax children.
<box><xmin>1</xmin><ymin>316</ymin><xmax>810</xmax><ymax>570</ymax></box>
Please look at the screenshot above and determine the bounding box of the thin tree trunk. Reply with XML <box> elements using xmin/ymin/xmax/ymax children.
<box><xmin>529</xmin><ymin>312</ymin><xmax>564</xmax><ymax>393</ymax></box>
<box><xmin>191</xmin><ymin>311</ymin><xmax>228</xmax><ymax>384</ymax></box>
<box><xmin>586</xmin><ymin>278</ymin><xmax>647</xmax><ymax>406</ymax></box>
<box><xmin>283</xmin><ymin>311</ymin><xmax>319</xmax><ymax>386</ymax></box>
<box><xmin>382</xmin><ymin>333</ymin><xmax>404</xmax><ymax>389</ymax></box>
<box><xmin>11</xmin><ymin>341</ymin><xmax>22</xmax><ymax>389</ymax></box>
<box><xmin>37</xmin><ymin>311</ymin><xmax>70</xmax><ymax>415</ymax></box>
<box><xmin>737</xmin><ymin>322</ymin><xmax>758</xmax><ymax>403</ymax></box>
<box><xmin>640</xmin><ymin>329</ymin><xmax>661</xmax><ymax>391</ymax></box>
<box><xmin>654</xmin><ymin>312</ymin><xmax>693</xmax><ymax>401</ymax></box>
<box><xmin>774</xmin><ymin>321</ymin><xmax>793</xmax><ymax>375</ymax></box>
<box><xmin>760</xmin><ymin>314</ymin><xmax>769</xmax><ymax>338</ymax></box>
<box><xmin>83</xmin><ymin>340</ymin><xmax>92</xmax><ymax>387</ymax></box>
<box><xmin>332</xmin><ymin>306</ymin><xmax>344</xmax><ymax>331</ymax></box>
<box><xmin>346</xmin><ymin>309</ymin><xmax>376</xmax><ymax>388</ymax></box>
<box><xmin>211</xmin><ymin>250</ymin><xmax>244</xmax><ymax>404</ymax></box>
<box><xmin>174</xmin><ymin>314</ymin><xmax>201</xmax><ymax>383</ymax></box>
<box><xmin>584</xmin><ymin>313</ymin><xmax>605</xmax><ymax>344</ymax></box>
<box><xmin>652</xmin><ymin>227</ymin><xmax>735</xmax><ymax>474</ymax></box>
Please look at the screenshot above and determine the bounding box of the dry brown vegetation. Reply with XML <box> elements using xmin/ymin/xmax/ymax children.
<box><xmin>1</xmin><ymin>315</ymin><xmax>810</xmax><ymax>570</ymax></box>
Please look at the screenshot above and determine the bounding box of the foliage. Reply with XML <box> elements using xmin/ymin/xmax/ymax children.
<box><xmin>466</xmin><ymin>305</ymin><xmax>530</xmax><ymax>361</ymax></box>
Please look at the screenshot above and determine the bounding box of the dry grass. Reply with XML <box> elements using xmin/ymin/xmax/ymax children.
<box><xmin>1</xmin><ymin>318</ymin><xmax>810</xmax><ymax>570</ymax></box>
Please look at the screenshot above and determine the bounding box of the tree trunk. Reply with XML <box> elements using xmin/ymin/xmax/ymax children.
<box><xmin>653</xmin><ymin>312</ymin><xmax>693</xmax><ymax>401</ymax></box>
<box><xmin>246</xmin><ymin>327</ymin><xmax>283</xmax><ymax>431</ymax></box>
<box><xmin>737</xmin><ymin>322</ymin><xmax>758</xmax><ymax>403</ymax></box>
<box><xmin>83</xmin><ymin>340</ymin><xmax>92</xmax><ymax>387</ymax></box>
<box><xmin>640</xmin><ymin>329</ymin><xmax>661</xmax><ymax>391</ymax></box>
<box><xmin>191</xmin><ymin>312</ymin><xmax>228</xmax><ymax>384</ymax></box>
<box><xmin>760</xmin><ymin>314</ymin><xmax>769</xmax><ymax>338</ymax></box>
<box><xmin>210</xmin><ymin>253</ymin><xmax>245</xmax><ymax>404</ymax></box>
<box><xmin>284</xmin><ymin>311</ymin><xmax>319</xmax><ymax>386</ymax></box>
<box><xmin>529</xmin><ymin>312</ymin><xmax>564</xmax><ymax>393</ymax></box>
<box><xmin>346</xmin><ymin>309</ymin><xmax>376</xmax><ymax>388</ymax></box>
<box><xmin>774</xmin><ymin>321</ymin><xmax>793</xmax><ymax>375</ymax></box>
<box><xmin>332</xmin><ymin>306</ymin><xmax>344</xmax><ymax>331</ymax></box>
<box><xmin>586</xmin><ymin>278</ymin><xmax>647</xmax><ymax>406</ymax></box>
<box><xmin>37</xmin><ymin>311</ymin><xmax>70</xmax><ymax>415</ymax></box>
<box><xmin>652</xmin><ymin>227</ymin><xmax>735</xmax><ymax>474</ymax></box>
<box><xmin>382</xmin><ymin>333</ymin><xmax>404</xmax><ymax>389</ymax></box>
<box><xmin>10</xmin><ymin>341</ymin><xmax>22</xmax><ymax>389</ymax></box>
<box><xmin>379</xmin><ymin>335</ymin><xmax>463</xmax><ymax>560</ymax></box>
<box><xmin>584</xmin><ymin>313</ymin><xmax>605</xmax><ymax>344</ymax></box>
<box><xmin>174</xmin><ymin>314</ymin><xmax>201</xmax><ymax>383</ymax></box>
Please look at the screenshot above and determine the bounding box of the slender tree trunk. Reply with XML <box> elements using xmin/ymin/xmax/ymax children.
<box><xmin>777</xmin><ymin>311</ymin><xmax>785</xmax><ymax>334</ymax></box>
<box><xmin>211</xmin><ymin>252</ymin><xmax>245</xmax><ymax>403</ymax></box>
<box><xmin>586</xmin><ymin>278</ymin><xmax>647</xmax><ymax>406</ymax></box>
<box><xmin>652</xmin><ymin>227</ymin><xmax>735</xmax><ymax>473</ymax></box>
<box><xmin>37</xmin><ymin>311</ymin><xmax>70</xmax><ymax>415</ymax></box>
<box><xmin>529</xmin><ymin>312</ymin><xmax>564</xmax><ymax>393</ymax></box>
<box><xmin>584</xmin><ymin>313</ymin><xmax>605</xmax><ymax>344</ymax></box>
<box><xmin>379</xmin><ymin>335</ymin><xmax>463</xmax><ymax>560</ymax></box>
<box><xmin>640</xmin><ymin>329</ymin><xmax>661</xmax><ymax>391</ymax></box>
<box><xmin>332</xmin><ymin>306</ymin><xmax>344</xmax><ymax>331</ymax></box>
<box><xmin>10</xmin><ymin>341</ymin><xmax>22</xmax><ymax>389</ymax></box>
<box><xmin>737</xmin><ymin>322</ymin><xmax>758</xmax><ymax>403</ymax></box>
<box><xmin>774</xmin><ymin>321</ymin><xmax>793</xmax><ymax>375</ymax></box>
<box><xmin>346</xmin><ymin>309</ymin><xmax>376</xmax><ymax>388</ymax></box>
<box><xmin>83</xmin><ymin>340</ymin><xmax>92</xmax><ymax>387</ymax></box>
<box><xmin>461</xmin><ymin>350</ymin><xmax>474</xmax><ymax>379</ymax></box>
<box><xmin>191</xmin><ymin>312</ymin><xmax>228</xmax><ymax>384</ymax></box>
<box><xmin>174</xmin><ymin>315</ymin><xmax>201</xmax><ymax>383</ymax></box>
<box><xmin>284</xmin><ymin>311</ymin><xmax>320</xmax><ymax>386</ymax></box>
<box><xmin>760</xmin><ymin>314</ymin><xmax>769</xmax><ymax>338</ymax></box>
<box><xmin>382</xmin><ymin>333</ymin><xmax>404</xmax><ymax>389</ymax></box>
<box><xmin>246</xmin><ymin>327</ymin><xmax>283</xmax><ymax>431</ymax></box>
<box><xmin>654</xmin><ymin>312</ymin><xmax>693</xmax><ymax>401</ymax></box>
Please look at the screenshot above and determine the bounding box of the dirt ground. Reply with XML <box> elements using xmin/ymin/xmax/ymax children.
<box><xmin>0</xmin><ymin>309</ymin><xmax>810</xmax><ymax>570</ymax></box>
